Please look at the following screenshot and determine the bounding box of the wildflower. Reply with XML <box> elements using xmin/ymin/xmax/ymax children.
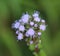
<box><xmin>38</xmin><ymin>32</ymin><xmax>41</xmax><ymax>36</ymax></box>
<box><xmin>34</xmin><ymin>17</ymin><xmax>40</xmax><ymax>22</ymax></box>
<box><xmin>19</xmin><ymin>19</ymin><xmax>22</xmax><ymax>22</ymax></box>
<box><xmin>26</xmin><ymin>28</ymin><xmax>35</xmax><ymax>37</ymax></box>
<box><xmin>19</xmin><ymin>25</ymin><xmax>25</xmax><ymax>32</ymax></box>
<box><xmin>12</xmin><ymin>21</ymin><xmax>20</xmax><ymax>29</ymax></box>
<box><xmin>25</xmin><ymin>32</ymin><xmax>29</xmax><ymax>37</ymax></box>
<box><xmin>30</xmin><ymin>41</ymin><xmax>33</xmax><ymax>44</ymax></box>
<box><xmin>12</xmin><ymin>11</ymin><xmax>47</xmax><ymax>53</ymax></box>
<box><xmin>30</xmin><ymin>21</ymin><xmax>34</xmax><ymax>26</ymax></box>
<box><xmin>33</xmin><ymin>11</ymin><xmax>39</xmax><ymax>18</ymax></box>
<box><xmin>21</xmin><ymin>14</ymin><xmax>30</xmax><ymax>23</ymax></box>
<box><xmin>17</xmin><ymin>33</ymin><xmax>23</xmax><ymax>40</ymax></box>
<box><xmin>39</xmin><ymin>24</ymin><xmax>46</xmax><ymax>31</ymax></box>
<box><xmin>34</xmin><ymin>24</ymin><xmax>38</xmax><ymax>27</ymax></box>
<box><xmin>41</xmin><ymin>19</ymin><xmax>45</xmax><ymax>23</ymax></box>
<box><xmin>16</xmin><ymin>30</ymin><xmax>19</xmax><ymax>34</ymax></box>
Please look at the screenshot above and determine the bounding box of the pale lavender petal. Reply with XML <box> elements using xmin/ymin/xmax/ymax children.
<box><xmin>30</xmin><ymin>41</ymin><xmax>33</xmax><ymax>44</ymax></box>
<box><xmin>34</xmin><ymin>17</ymin><xmax>40</xmax><ymax>22</ymax></box>
<box><xmin>16</xmin><ymin>30</ymin><xmax>19</xmax><ymax>34</ymax></box>
<box><xmin>30</xmin><ymin>21</ymin><xmax>34</xmax><ymax>26</ymax></box>
<box><xmin>12</xmin><ymin>21</ymin><xmax>20</xmax><ymax>29</ymax></box>
<box><xmin>19</xmin><ymin>25</ymin><xmax>25</xmax><ymax>32</ymax></box>
<box><xmin>21</xmin><ymin>14</ymin><xmax>30</xmax><ymax>23</ymax></box>
<box><xmin>34</xmin><ymin>24</ymin><xmax>38</xmax><ymax>27</ymax></box>
<box><xmin>33</xmin><ymin>11</ymin><xmax>39</xmax><ymax>18</ymax></box>
<box><xmin>25</xmin><ymin>32</ymin><xmax>29</xmax><ymax>37</ymax></box>
<box><xmin>26</xmin><ymin>28</ymin><xmax>35</xmax><ymax>36</ymax></box>
<box><xmin>39</xmin><ymin>25</ymin><xmax>46</xmax><ymax>31</ymax></box>
<box><xmin>41</xmin><ymin>19</ymin><xmax>45</xmax><ymax>23</ymax></box>
<box><xmin>38</xmin><ymin>32</ymin><xmax>41</xmax><ymax>36</ymax></box>
<box><xmin>17</xmin><ymin>33</ymin><xmax>23</xmax><ymax>40</ymax></box>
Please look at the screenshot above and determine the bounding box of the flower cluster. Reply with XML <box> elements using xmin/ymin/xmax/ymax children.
<box><xmin>12</xmin><ymin>11</ymin><xmax>46</xmax><ymax>52</ymax></box>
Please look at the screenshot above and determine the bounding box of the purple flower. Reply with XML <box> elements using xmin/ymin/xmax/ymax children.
<box><xmin>19</xmin><ymin>25</ymin><xmax>25</xmax><ymax>32</ymax></box>
<box><xmin>17</xmin><ymin>33</ymin><xmax>23</xmax><ymax>40</ymax></box>
<box><xmin>30</xmin><ymin>21</ymin><xmax>34</xmax><ymax>26</ymax></box>
<box><xmin>12</xmin><ymin>21</ymin><xmax>20</xmax><ymax>29</ymax></box>
<box><xmin>38</xmin><ymin>32</ymin><xmax>41</xmax><ymax>36</ymax></box>
<box><xmin>26</xmin><ymin>28</ymin><xmax>35</xmax><ymax>37</ymax></box>
<box><xmin>39</xmin><ymin>24</ymin><xmax>46</xmax><ymax>31</ymax></box>
<box><xmin>41</xmin><ymin>19</ymin><xmax>45</xmax><ymax>23</ymax></box>
<box><xmin>21</xmin><ymin>14</ymin><xmax>30</xmax><ymax>23</ymax></box>
<box><xmin>16</xmin><ymin>30</ymin><xmax>19</xmax><ymax>34</ymax></box>
<box><xmin>30</xmin><ymin>41</ymin><xmax>33</xmax><ymax>44</ymax></box>
<box><xmin>34</xmin><ymin>24</ymin><xmax>38</xmax><ymax>27</ymax></box>
<box><xmin>33</xmin><ymin>11</ymin><xmax>39</xmax><ymax>18</ymax></box>
<box><xmin>34</xmin><ymin>17</ymin><xmax>40</xmax><ymax>22</ymax></box>
<box><xmin>25</xmin><ymin>32</ymin><xmax>29</xmax><ymax>37</ymax></box>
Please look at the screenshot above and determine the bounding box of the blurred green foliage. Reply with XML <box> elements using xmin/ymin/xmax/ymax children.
<box><xmin>0</xmin><ymin>0</ymin><xmax>60</xmax><ymax>56</ymax></box>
